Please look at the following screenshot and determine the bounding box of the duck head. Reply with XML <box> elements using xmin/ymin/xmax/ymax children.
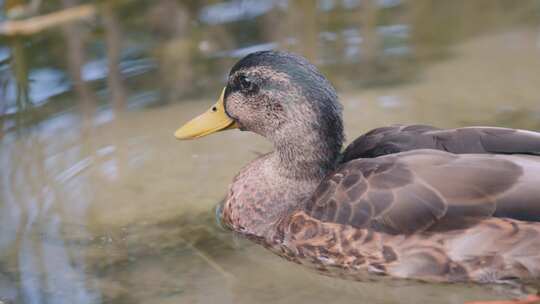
<box><xmin>175</xmin><ymin>51</ymin><xmax>345</xmax><ymax>178</ymax></box>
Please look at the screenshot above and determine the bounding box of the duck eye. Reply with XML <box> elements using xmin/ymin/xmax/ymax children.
<box><xmin>238</xmin><ymin>75</ymin><xmax>257</xmax><ymax>94</ymax></box>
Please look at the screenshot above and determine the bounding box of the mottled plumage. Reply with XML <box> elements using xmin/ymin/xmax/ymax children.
<box><xmin>295</xmin><ymin>150</ymin><xmax>540</xmax><ymax>282</ymax></box>
<box><xmin>177</xmin><ymin>51</ymin><xmax>540</xmax><ymax>287</ymax></box>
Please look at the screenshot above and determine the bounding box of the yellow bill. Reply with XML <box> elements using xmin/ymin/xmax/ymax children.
<box><xmin>174</xmin><ymin>88</ymin><xmax>238</xmax><ymax>140</ymax></box>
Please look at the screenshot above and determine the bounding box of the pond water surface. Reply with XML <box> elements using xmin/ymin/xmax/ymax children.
<box><xmin>1</xmin><ymin>1</ymin><xmax>540</xmax><ymax>304</ymax></box>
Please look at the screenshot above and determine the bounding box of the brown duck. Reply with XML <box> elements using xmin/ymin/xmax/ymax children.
<box><xmin>175</xmin><ymin>51</ymin><xmax>540</xmax><ymax>303</ymax></box>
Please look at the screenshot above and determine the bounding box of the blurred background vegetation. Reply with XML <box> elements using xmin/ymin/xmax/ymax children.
<box><xmin>2</xmin><ymin>0</ymin><xmax>539</xmax><ymax>134</ymax></box>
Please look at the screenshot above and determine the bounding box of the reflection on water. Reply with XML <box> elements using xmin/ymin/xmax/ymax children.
<box><xmin>1</xmin><ymin>1</ymin><xmax>540</xmax><ymax>303</ymax></box>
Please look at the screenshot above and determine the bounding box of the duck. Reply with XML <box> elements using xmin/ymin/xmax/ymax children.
<box><xmin>174</xmin><ymin>51</ymin><xmax>540</xmax><ymax>303</ymax></box>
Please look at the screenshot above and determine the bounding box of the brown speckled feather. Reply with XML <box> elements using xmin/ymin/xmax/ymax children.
<box><xmin>290</xmin><ymin>149</ymin><xmax>540</xmax><ymax>282</ymax></box>
<box><xmin>342</xmin><ymin>125</ymin><xmax>540</xmax><ymax>162</ymax></box>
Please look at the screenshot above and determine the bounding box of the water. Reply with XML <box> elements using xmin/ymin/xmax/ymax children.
<box><xmin>1</xmin><ymin>1</ymin><xmax>540</xmax><ymax>303</ymax></box>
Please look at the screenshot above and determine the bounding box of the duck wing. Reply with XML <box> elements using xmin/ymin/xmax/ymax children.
<box><xmin>299</xmin><ymin>150</ymin><xmax>540</xmax><ymax>282</ymax></box>
<box><xmin>342</xmin><ymin>125</ymin><xmax>540</xmax><ymax>162</ymax></box>
<box><xmin>306</xmin><ymin>149</ymin><xmax>540</xmax><ymax>234</ymax></box>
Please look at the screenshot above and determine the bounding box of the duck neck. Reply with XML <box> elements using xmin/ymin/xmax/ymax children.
<box><xmin>271</xmin><ymin>127</ymin><xmax>342</xmax><ymax>181</ymax></box>
<box><xmin>222</xmin><ymin>122</ymin><xmax>344</xmax><ymax>240</ymax></box>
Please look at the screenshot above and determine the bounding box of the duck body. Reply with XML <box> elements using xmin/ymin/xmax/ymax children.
<box><xmin>222</xmin><ymin>146</ymin><xmax>540</xmax><ymax>283</ymax></box>
<box><xmin>175</xmin><ymin>50</ymin><xmax>540</xmax><ymax>285</ymax></box>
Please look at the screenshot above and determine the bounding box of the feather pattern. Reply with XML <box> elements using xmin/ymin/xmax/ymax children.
<box><xmin>284</xmin><ymin>149</ymin><xmax>540</xmax><ymax>282</ymax></box>
<box><xmin>342</xmin><ymin>125</ymin><xmax>540</xmax><ymax>162</ymax></box>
